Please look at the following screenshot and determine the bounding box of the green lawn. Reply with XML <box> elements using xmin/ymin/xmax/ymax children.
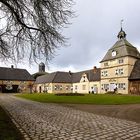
<box><xmin>16</xmin><ymin>93</ymin><xmax>140</xmax><ymax>105</ymax></box>
<box><xmin>0</xmin><ymin>106</ymin><xmax>23</xmax><ymax>140</ymax></box>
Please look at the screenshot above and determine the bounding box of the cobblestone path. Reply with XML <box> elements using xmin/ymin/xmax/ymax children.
<box><xmin>0</xmin><ymin>94</ymin><xmax>140</xmax><ymax>140</ymax></box>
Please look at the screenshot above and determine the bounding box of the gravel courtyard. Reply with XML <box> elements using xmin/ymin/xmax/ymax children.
<box><xmin>0</xmin><ymin>94</ymin><xmax>140</xmax><ymax>140</ymax></box>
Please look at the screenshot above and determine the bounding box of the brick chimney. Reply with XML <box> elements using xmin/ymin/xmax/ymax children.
<box><xmin>93</xmin><ymin>66</ymin><xmax>97</xmax><ymax>73</ymax></box>
<box><xmin>69</xmin><ymin>71</ymin><xmax>72</xmax><ymax>76</ymax></box>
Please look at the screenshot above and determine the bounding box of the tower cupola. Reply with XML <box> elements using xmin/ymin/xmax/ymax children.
<box><xmin>117</xmin><ymin>27</ymin><xmax>126</xmax><ymax>40</ymax></box>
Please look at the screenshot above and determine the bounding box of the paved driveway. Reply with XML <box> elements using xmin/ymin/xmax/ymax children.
<box><xmin>0</xmin><ymin>94</ymin><xmax>140</xmax><ymax>140</ymax></box>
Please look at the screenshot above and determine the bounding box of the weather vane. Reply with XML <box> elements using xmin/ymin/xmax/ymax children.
<box><xmin>121</xmin><ymin>19</ymin><xmax>124</xmax><ymax>29</ymax></box>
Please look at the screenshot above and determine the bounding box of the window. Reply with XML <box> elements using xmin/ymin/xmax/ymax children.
<box><xmin>81</xmin><ymin>74</ymin><xmax>86</xmax><ymax>82</ymax></box>
<box><xmin>5</xmin><ymin>81</ymin><xmax>13</xmax><ymax>90</ymax></box>
<box><xmin>115</xmin><ymin>69</ymin><xmax>124</xmax><ymax>75</ymax></box>
<box><xmin>75</xmin><ymin>85</ymin><xmax>78</xmax><ymax>90</ymax></box>
<box><xmin>119</xmin><ymin>69</ymin><xmax>124</xmax><ymax>75</ymax></box>
<box><xmin>101</xmin><ymin>84</ymin><xmax>104</xmax><ymax>90</ymax></box>
<box><xmin>104</xmin><ymin>84</ymin><xmax>109</xmax><ymax>91</ymax></box>
<box><xmin>54</xmin><ymin>85</ymin><xmax>62</xmax><ymax>90</ymax></box>
<box><xmin>66</xmin><ymin>85</ymin><xmax>70</xmax><ymax>90</ymax></box>
<box><xmin>101</xmin><ymin>84</ymin><xmax>109</xmax><ymax>91</ymax></box>
<box><xmin>54</xmin><ymin>85</ymin><xmax>57</xmax><ymax>90</ymax></box>
<box><xmin>101</xmin><ymin>71</ymin><xmax>108</xmax><ymax>77</ymax></box>
<box><xmin>48</xmin><ymin>86</ymin><xmax>51</xmax><ymax>90</ymax></box>
<box><xmin>104</xmin><ymin>62</ymin><xmax>109</xmax><ymax>67</ymax></box>
<box><xmin>44</xmin><ymin>86</ymin><xmax>48</xmax><ymax>92</ymax></box>
<box><xmin>82</xmin><ymin>85</ymin><xmax>86</xmax><ymax>90</ymax></box>
<box><xmin>118</xmin><ymin>83</ymin><xmax>126</xmax><ymax>90</ymax></box>
<box><xmin>118</xmin><ymin>59</ymin><xmax>124</xmax><ymax>64</ymax></box>
<box><xmin>18</xmin><ymin>81</ymin><xmax>26</xmax><ymax>90</ymax></box>
<box><xmin>60</xmin><ymin>85</ymin><xmax>62</xmax><ymax>90</ymax></box>
<box><xmin>115</xmin><ymin>69</ymin><xmax>118</xmax><ymax>75</ymax></box>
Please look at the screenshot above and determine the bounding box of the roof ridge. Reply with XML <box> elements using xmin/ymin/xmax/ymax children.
<box><xmin>73</xmin><ymin>68</ymin><xmax>100</xmax><ymax>74</ymax></box>
<box><xmin>101</xmin><ymin>38</ymin><xmax>140</xmax><ymax>62</ymax></box>
<box><xmin>109</xmin><ymin>39</ymin><xmax>135</xmax><ymax>50</ymax></box>
<box><xmin>52</xmin><ymin>72</ymin><xmax>58</xmax><ymax>83</ymax></box>
<box><xmin>0</xmin><ymin>67</ymin><xmax>26</xmax><ymax>70</ymax></box>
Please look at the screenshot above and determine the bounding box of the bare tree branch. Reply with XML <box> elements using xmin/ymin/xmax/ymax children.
<box><xmin>0</xmin><ymin>0</ymin><xmax>74</xmax><ymax>64</ymax></box>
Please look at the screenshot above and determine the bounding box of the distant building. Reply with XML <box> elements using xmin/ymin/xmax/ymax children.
<box><xmin>35</xmin><ymin>28</ymin><xmax>140</xmax><ymax>94</ymax></box>
<box><xmin>32</xmin><ymin>62</ymin><xmax>48</xmax><ymax>79</ymax></box>
<box><xmin>34</xmin><ymin>67</ymin><xmax>101</xmax><ymax>94</ymax></box>
<box><xmin>72</xmin><ymin>67</ymin><xmax>100</xmax><ymax>94</ymax></box>
<box><xmin>35</xmin><ymin>71</ymin><xmax>72</xmax><ymax>93</ymax></box>
<box><xmin>0</xmin><ymin>65</ymin><xmax>35</xmax><ymax>93</ymax></box>
<box><xmin>39</xmin><ymin>62</ymin><xmax>45</xmax><ymax>72</ymax></box>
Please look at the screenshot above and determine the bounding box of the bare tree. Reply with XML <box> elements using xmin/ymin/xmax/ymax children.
<box><xmin>0</xmin><ymin>0</ymin><xmax>74</xmax><ymax>63</ymax></box>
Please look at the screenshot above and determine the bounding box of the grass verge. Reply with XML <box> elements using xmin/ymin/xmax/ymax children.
<box><xmin>16</xmin><ymin>93</ymin><xmax>140</xmax><ymax>105</ymax></box>
<box><xmin>0</xmin><ymin>106</ymin><xmax>23</xmax><ymax>140</ymax></box>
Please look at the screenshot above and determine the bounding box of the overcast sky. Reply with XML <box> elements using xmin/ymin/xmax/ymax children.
<box><xmin>2</xmin><ymin>0</ymin><xmax>140</xmax><ymax>74</ymax></box>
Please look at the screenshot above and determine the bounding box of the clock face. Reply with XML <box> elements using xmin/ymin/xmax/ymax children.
<box><xmin>112</xmin><ymin>51</ymin><xmax>116</xmax><ymax>57</ymax></box>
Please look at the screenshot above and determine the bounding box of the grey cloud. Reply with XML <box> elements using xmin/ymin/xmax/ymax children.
<box><xmin>49</xmin><ymin>0</ymin><xmax>140</xmax><ymax>72</ymax></box>
<box><xmin>2</xmin><ymin>0</ymin><xmax>140</xmax><ymax>74</ymax></box>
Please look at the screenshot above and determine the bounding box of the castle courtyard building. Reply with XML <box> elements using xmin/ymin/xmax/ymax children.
<box><xmin>72</xmin><ymin>67</ymin><xmax>101</xmax><ymax>94</ymax></box>
<box><xmin>35</xmin><ymin>27</ymin><xmax>140</xmax><ymax>95</ymax></box>
<box><xmin>0</xmin><ymin>66</ymin><xmax>35</xmax><ymax>93</ymax></box>
<box><xmin>35</xmin><ymin>71</ymin><xmax>72</xmax><ymax>93</ymax></box>
<box><xmin>100</xmin><ymin>28</ymin><xmax>140</xmax><ymax>94</ymax></box>
<box><xmin>35</xmin><ymin>67</ymin><xmax>101</xmax><ymax>94</ymax></box>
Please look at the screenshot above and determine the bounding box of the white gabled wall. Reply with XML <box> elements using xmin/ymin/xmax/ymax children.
<box><xmin>72</xmin><ymin>81</ymin><xmax>100</xmax><ymax>94</ymax></box>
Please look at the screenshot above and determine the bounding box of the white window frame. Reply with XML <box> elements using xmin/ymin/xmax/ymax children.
<box><xmin>118</xmin><ymin>83</ymin><xmax>126</xmax><ymax>90</ymax></box>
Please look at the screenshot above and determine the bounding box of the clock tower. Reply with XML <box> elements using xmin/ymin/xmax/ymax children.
<box><xmin>100</xmin><ymin>28</ymin><xmax>140</xmax><ymax>94</ymax></box>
